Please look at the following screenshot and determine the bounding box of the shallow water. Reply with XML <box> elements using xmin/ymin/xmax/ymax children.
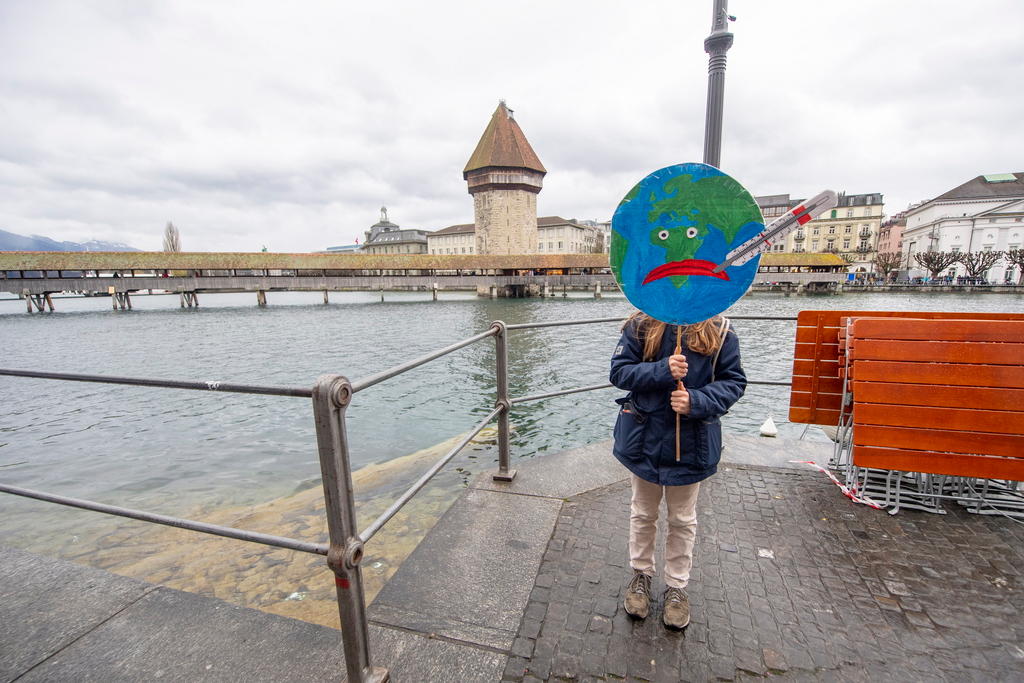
<box><xmin>1</xmin><ymin>288</ymin><xmax>1021</xmax><ymax>625</ymax></box>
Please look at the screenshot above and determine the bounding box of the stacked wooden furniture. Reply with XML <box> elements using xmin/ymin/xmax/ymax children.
<box><xmin>790</xmin><ymin>310</ymin><xmax>1024</xmax><ymax>514</ymax></box>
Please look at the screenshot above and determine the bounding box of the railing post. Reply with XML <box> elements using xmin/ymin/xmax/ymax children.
<box><xmin>491</xmin><ymin>321</ymin><xmax>516</xmax><ymax>482</ymax></box>
<box><xmin>311</xmin><ymin>375</ymin><xmax>389</xmax><ymax>683</ymax></box>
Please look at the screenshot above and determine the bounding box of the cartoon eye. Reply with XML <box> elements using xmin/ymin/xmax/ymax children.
<box><xmin>686</xmin><ymin>227</ymin><xmax>698</xmax><ymax>238</ymax></box>
<box><xmin>658</xmin><ymin>230</ymin><xmax>670</xmax><ymax>241</ymax></box>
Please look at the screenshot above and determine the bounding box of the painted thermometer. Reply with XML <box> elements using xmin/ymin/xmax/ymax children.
<box><xmin>712</xmin><ymin>189</ymin><xmax>838</xmax><ymax>272</ymax></box>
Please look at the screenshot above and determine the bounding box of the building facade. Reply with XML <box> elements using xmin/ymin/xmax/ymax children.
<box><xmin>902</xmin><ymin>172</ymin><xmax>1024</xmax><ymax>282</ymax></box>
<box><xmin>427</xmin><ymin>223</ymin><xmax>475</xmax><ymax>255</ymax></box>
<box><xmin>463</xmin><ymin>102</ymin><xmax>546</xmax><ymax>255</ymax></box>
<box><xmin>360</xmin><ymin>207</ymin><xmax>430</xmax><ymax>255</ymax></box>
<box><xmin>427</xmin><ymin>216</ymin><xmax>603</xmax><ymax>255</ymax></box>
<box><xmin>754</xmin><ymin>192</ymin><xmax>884</xmax><ymax>272</ymax></box>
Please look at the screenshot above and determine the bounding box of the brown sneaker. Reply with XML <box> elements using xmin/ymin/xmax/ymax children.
<box><xmin>623</xmin><ymin>570</ymin><xmax>652</xmax><ymax>619</ymax></box>
<box><xmin>663</xmin><ymin>587</ymin><xmax>690</xmax><ymax>629</ymax></box>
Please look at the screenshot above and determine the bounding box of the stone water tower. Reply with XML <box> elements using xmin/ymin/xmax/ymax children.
<box><xmin>463</xmin><ymin>101</ymin><xmax>546</xmax><ymax>255</ymax></box>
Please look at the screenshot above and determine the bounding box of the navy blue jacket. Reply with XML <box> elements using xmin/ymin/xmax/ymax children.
<box><xmin>610</xmin><ymin>319</ymin><xmax>746</xmax><ymax>486</ymax></box>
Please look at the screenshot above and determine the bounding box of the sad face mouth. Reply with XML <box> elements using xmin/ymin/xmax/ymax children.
<box><xmin>642</xmin><ymin>259</ymin><xmax>730</xmax><ymax>285</ymax></box>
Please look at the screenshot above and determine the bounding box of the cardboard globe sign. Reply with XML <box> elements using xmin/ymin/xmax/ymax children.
<box><xmin>610</xmin><ymin>162</ymin><xmax>763</xmax><ymax>325</ymax></box>
<box><xmin>610</xmin><ymin>162</ymin><xmax>838</xmax><ymax>325</ymax></box>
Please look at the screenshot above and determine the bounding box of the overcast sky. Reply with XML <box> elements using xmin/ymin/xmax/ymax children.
<box><xmin>2</xmin><ymin>0</ymin><xmax>1022</xmax><ymax>252</ymax></box>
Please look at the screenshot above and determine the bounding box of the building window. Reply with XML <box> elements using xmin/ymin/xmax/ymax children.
<box><xmin>843</xmin><ymin>240</ymin><xmax>851</xmax><ymax>249</ymax></box>
<box><xmin>847</xmin><ymin>209</ymin><xmax>853</xmax><ymax>217</ymax></box>
<box><xmin>844</xmin><ymin>226</ymin><xmax>852</xmax><ymax>233</ymax></box>
<box><xmin>828</xmin><ymin>227</ymin><xmax>836</xmax><ymax>234</ymax></box>
<box><xmin>558</xmin><ymin>241</ymin><xmax>563</xmax><ymax>249</ymax></box>
<box><xmin>813</xmin><ymin>228</ymin><xmax>819</xmax><ymax>235</ymax></box>
<box><xmin>538</xmin><ymin>243</ymin><xmax>544</xmax><ymax>251</ymax></box>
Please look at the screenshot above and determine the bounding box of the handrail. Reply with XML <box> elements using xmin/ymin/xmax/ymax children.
<box><xmin>0</xmin><ymin>482</ymin><xmax>328</xmax><ymax>555</ymax></box>
<box><xmin>513</xmin><ymin>382</ymin><xmax>615</xmax><ymax>405</ymax></box>
<box><xmin>0</xmin><ymin>368</ymin><xmax>312</xmax><ymax>398</ymax></box>
<box><xmin>0</xmin><ymin>311</ymin><xmax>801</xmax><ymax>682</ymax></box>
<box><xmin>350</xmin><ymin>327</ymin><xmax>498</xmax><ymax>393</ymax></box>
<box><xmin>359</xmin><ymin>405</ymin><xmax>503</xmax><ymax>543</ymax></box>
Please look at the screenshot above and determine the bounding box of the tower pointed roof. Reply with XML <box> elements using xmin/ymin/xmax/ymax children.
<box><xmin>463</xmin><ymin>101</ymin><xmax>546</xmax><ymax>178</ymax></box>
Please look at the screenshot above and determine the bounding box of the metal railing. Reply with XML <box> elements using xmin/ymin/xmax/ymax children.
<box><xmin>0</xmin><ymin>314</ymin><xmax>796</xmax><ymax>681</ymax></box>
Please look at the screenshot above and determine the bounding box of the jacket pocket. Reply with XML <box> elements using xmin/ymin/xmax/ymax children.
<box><xmin>613</xmin><ymin>397</ymin><xmax>646</xmax><ymax>459</ymax></box>
<box><xmin>698</xmin><ymin>418</ymin><xmax>723</xmax><ymax>469</ymax></box>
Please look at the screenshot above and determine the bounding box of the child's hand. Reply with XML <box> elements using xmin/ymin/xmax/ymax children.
<box><xmin>668</xmin><ymin>354</ymin><xmax>688</xmax><ymax>380</ymax></box>
<box><xmin>671</xmin><ymin>388</ymin><xmax>691</xmax><ymax>415</ymax></box>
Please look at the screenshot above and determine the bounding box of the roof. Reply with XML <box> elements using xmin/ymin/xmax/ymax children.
<box><xmin>0</xmin><ymin>251</ymin><xmax>609</xmax><ymax>271</ymax></box>
<box><xmin>537</xmin><ymin>216</ymin><xmax>588</xmax><ymax>228</ymax></box>
<box><xmin>761</xmin><ymin>253</ymin><xmax>848</xmax><ymax>267</ymax></box>
<box><xmin>431</xmin><ymin>223</ymin><xmax>475</xmax><ymax>236</ymax></box>
<box><xmin>934</xmin><ymin>172</ymin><xmax>1024</xmax><ymax>201</ymax></box>
<box><xmin>754</xmin><ymin>194</ymin><xmax>801</xmax><ymax>208</ymax></box>
<box><xmin>835</xmin><ymin>192</ymin><xmax>883</xmax><ymax>207</ymax></box>
<box><xmin>463</xmin><ymin>102</ymin><xmax>546</xmax><ymax>176</ymax></box>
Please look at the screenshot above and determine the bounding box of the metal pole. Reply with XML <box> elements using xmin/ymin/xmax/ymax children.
<box><xmin>702</xmin><ymin>0</ymin><xmax>734</xmax><ymax>168</ymax></box>
<box><xmin>311</xmin><ymin>375</ymin><xmax>388</xmax><ymax>683</ymax></box>
<box><xmin>491</xmin><ymin>321</ymin><xmax>516</xmax><ymax>482</ymax></box>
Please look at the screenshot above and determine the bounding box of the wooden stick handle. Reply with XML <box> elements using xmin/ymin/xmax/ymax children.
<box><xmin>675</xmin><ymin>325</ymin><xmax>682</xmax><ymax>462</ymax></box>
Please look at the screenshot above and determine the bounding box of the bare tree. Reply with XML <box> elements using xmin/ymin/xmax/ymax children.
<box><xmin>914</xmin><ymin>251</ymin><xmax>959</xmax><ymax>279</ymax></box>
<box><xmin>873</xmin><ymin>252</ymin><xmax>902</xmax><ymax>279</ymax></box>
<box><xmin>957</xmin><ymin>250</ymin><xmax>1003</xmax><ymax>279</ymax></box>
<box><xmin>1005</xmin><ymin>248</ymin><xmax>1024</xmax><ymax>285</ymax></box>
<box><xmin>163</xmin><ymin>222</ymin><xmax>181</xmax><ymax>252</ymax></box>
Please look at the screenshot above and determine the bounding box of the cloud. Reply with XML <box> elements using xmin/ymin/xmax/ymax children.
<box><xmin>1</xmin><ymin>0</ymin><xmax>1022</xmax><ymax>250</ymax></box>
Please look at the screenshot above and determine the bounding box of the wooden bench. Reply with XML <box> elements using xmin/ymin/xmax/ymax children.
<box><xmin>789</xmin><ymin>310</ymin><xmax>1024</xmax><ymax>427</ymax></box>
<box><xmin>844</xmin><ymin>317</ymin><xmax>1024</xmax><ymax>482</ymax></box>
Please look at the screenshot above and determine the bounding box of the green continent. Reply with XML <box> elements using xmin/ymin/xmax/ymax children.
<box><xmin>648</xmin><ymin>173</ymin><xmax>760</xmax><ymax>245</ymax></box>
<box><xmin>610</xmin><ymin>231</ymin><xmax>629</xmax><ymax>278</ymax></box>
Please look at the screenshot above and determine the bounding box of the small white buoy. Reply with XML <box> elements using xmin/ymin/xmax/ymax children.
<box><xmin>760</xmin><ymin>416</ymin><xmax>778</xmax><ymax>438</ymax></box>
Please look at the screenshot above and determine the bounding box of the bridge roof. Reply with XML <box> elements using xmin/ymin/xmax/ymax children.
<box><xmin>761</xmin><ymin>253</ymin><xmax>848</xmax><ymax>267</ymax></box>
<box><xmin>0</xmin><ymin>251</ymin><xmax>610</xmax><ymax>271</ymax></box>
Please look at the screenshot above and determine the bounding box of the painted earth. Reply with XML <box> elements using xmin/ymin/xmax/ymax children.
<box><xmin>610</xmin><ymin>163</ymin><xmax>765</xmax><ymax>325</ymax></box>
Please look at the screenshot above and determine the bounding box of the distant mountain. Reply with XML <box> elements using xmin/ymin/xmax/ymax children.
<box><xmin>0</xmin><ymin>229</ymin><xmax>139</xmax><ymax>252</ymax></box>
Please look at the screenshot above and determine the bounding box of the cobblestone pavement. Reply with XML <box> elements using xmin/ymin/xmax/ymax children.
<box><xmin>501</xmin><ymin>465</ymin><xmax>1024</xmax><ymax>681</ymax></box>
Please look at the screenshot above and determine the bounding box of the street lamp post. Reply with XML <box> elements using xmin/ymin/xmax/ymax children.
<box><xmin>703</xmin><ymin>0</ymin><xmax>734</xmax><ymax>168</ymax></box>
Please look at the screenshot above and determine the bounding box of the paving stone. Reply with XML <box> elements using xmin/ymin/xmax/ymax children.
<box><xmin>503</xmin><ymin>467</ymin><xmax>1024</xmax><ymax>681</ymax></box>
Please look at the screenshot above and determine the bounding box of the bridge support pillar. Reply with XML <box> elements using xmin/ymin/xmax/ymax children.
<box><xmin>594</xmin><ymin>282</ymin><xmax>602</xmax><ymax>299</ymax></box>
<box><xmin>562</xmin><ymin>285</ymin><xmax>568</xmax><ymax>298</ymax></box>
<box><xmin>323</xmin><ymin>290</ymin><xmax>329</xmax><ymax>305</ymax></box>
<box><xmin>543</xmin><ymin>283</ymin><xmax>551</xmax><ymax>298</ymax></box>
<box><xmin>179</xmin><ymin>292</ymin><xmax>198</xmax><ymax>308</ymax></box>
<box><xmin>432</xmin><ymin>282</ymin><xmax>438</xmax><ymax>301</ymax></box>
<box><xmin>257</xmin><ymin>290</ymin><xmax>267</xmax><ymax>307</ymax></box>
<box><xmin>112</xmin><ymin>292</ymin><xmax>131</xmax><ymax>310</ymax></box>
<box><xmin>380</xmin><ymin>287</ymin><xmax>385</xmax><ymax>302</ymax></box>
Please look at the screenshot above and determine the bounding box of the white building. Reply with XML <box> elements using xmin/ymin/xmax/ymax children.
<box><xmin>427</xmin><ymin>223</ymin><xmax>476</xmax><ymax>255</ymax></box>
<box><xmin>903</xmin><ymin>172</ymin><xmax>1024</xmax><ymax>282</ymax></box>
<box><xmin>427</xmin><ymin>216</ymin><xmax>602</xmax><ymax>255</ymax></box>
<box><xmin>754</xmin><ymin>192</ymin><xmax>884</xmax><ymax>273</ymax></box>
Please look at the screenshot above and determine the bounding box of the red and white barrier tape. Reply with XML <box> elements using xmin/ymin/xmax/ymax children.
<box><xmin>789</xmin><ymin>460</ymin><xmax>884</xmax><ymax>510</ymax></box>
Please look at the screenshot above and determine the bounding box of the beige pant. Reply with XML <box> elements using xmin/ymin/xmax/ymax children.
<box><xmin>629</xmin><ymin>474</ymin><xmax>700</xmax><ymax>589</ymax></box>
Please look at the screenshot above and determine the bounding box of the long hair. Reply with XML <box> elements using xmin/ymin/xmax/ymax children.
<box><xmin>623</xmin><ymin>312</ymin><xmax>726</xmax><ymax>360</ymax></box>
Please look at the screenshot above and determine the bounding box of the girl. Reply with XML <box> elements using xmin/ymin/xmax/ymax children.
<box><xmin>609</xmin><ymin>312</ymin><xmax>746</xmax><ymax>629</ymax></box>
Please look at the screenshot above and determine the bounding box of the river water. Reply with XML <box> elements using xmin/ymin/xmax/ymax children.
<box><xmin>1</xmin><ymin>289</ymin><xmax>1021</xmax><ymax>626</ymax></box>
